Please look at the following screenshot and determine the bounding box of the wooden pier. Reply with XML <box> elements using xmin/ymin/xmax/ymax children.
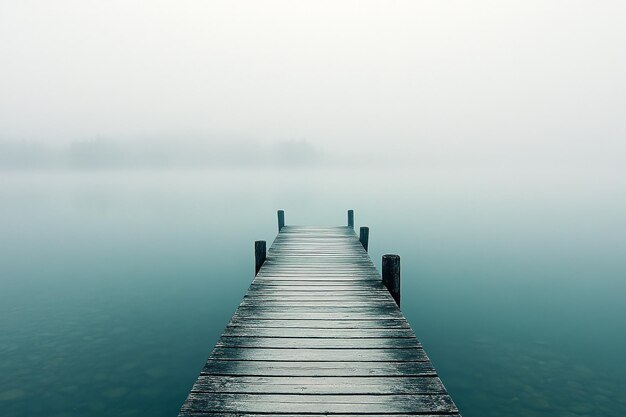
<box><xmin>179</xmin><ymin>211</ymin><xmax>460</xmax><ymax>416</ymax></box>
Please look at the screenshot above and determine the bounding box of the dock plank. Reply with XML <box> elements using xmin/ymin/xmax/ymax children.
<box><xmin>227</xmin><ymin>318</ymin><xmax>411</xmax><ymax>329</ymax></box>
<box><xmin>191</xmin><ymin>375</ymin><xmax>447</xmax><ymax>394</ymax></box>
<box><xmin>222</xmin><ymin>327</ymin><xmax>417</xmax><ymax>338</ymax></box>
<box><xmin>209</xmin><ymin>347</ymin><xmax>430</xmax><ymax>362</ymax></box>
<box><xmin>181</xmin><ymin>393</ymin><xmax>458</xmax><ymax>414</ymax></box>
<box><xmin>201</xmin><ymin>360</ymin><xmax>438</xmax><ymax>377</ymax></box>
<box><xmin>216</xmin><ymin>336</ymin><xmax>421</xmax><ymax>349</ymax></box>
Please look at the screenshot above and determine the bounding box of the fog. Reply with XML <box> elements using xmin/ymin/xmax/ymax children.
<box><xmin>2</xmin><ymin>4</ymin><xmax>626</xmax><ymax>416</ymax></box>
<box><xmin>1</xmin><ymin>1</ymin><xmax>625</xmax><ymax>169</ymax></box>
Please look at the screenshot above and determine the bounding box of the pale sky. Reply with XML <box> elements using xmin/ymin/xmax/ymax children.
<box><xmin>1</xmin><ymin>1</ymin><xmax>625</xmax><ymax>164</ymax></box>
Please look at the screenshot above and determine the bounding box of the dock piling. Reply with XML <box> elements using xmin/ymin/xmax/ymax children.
<box><xmin>277</xmin><ymin>210</ymin><xmax>285</xmax><ymax>232</ymax></box>
<box><xmin>382</xmin><ymin>254</ymin><xmax>401</xmax><ymax>307</ymax></box>
<box><xmin>348</xmin><ymin>210</ymin><xmax>354</xmax><ymax>228</ymax></box>
<box><xmin>254</xmin><ymin>240</ymin><xmax>266</xmax><ymax>276</ymax></box>
<box><xmin>359</xmin><ymin>226</ymin><xmax>369</xmax><ymax>251</ymax></box>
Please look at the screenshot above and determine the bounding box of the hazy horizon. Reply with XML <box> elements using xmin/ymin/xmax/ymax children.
<box><xmin>2</xmin><ymin>1</ymin><xmax>625</xmax><ymax>171</ymax></box>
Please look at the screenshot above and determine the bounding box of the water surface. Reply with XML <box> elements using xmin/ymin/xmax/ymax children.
<box><xmin>1</xmin><ymin>168</ymin><xmax>625</xmax><ymax>417</ymax></box>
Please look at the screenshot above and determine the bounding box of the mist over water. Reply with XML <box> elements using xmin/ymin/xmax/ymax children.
<box><xmin>2</xmin><ymin>1</ymin><xmax>626</xmax><ymax>416</ymax></box>
<box><xmin>1</xmin><ymin>167</ymin><xmax>625</xmax><ymax>416</ymax></box>
<box><xmin>2</xmin><ymin>1</ymin><xmax>626</xmax><ymax>168</ymax></box>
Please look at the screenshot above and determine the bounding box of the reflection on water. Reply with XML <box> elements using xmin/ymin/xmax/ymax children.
<box><xmin>0</xmin><ymin>168</ymin><xmax>625</xmax><ymax>417</ymax></box>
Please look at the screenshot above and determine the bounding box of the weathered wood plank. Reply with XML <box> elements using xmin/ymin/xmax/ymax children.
<box><xmin>222</xmin><ymin>327</ymin><xmax>416</xmax><ymax>338</ymax></box>
<box><xmin>242</xmin><ymin>296</ymin><xmax>394</xmax><ymax>303</ymax></box>
<box><xmin>239</xmin><ymin>301</ymin><xmax>396</xmax><ymax>309</ymax></box>
<box><xmin>182</xmin><ymin>414</ymin><xmax>461</xmax><ymax>417</ymax></box>
<box><xmin>246</xmin><ymin>288</ymin><xmax>392</xmax><ymax>295</ymax></box>
<box><xmin>191</xmin><ymin>375</ymin><xmax>446</xmax><ymax>394</ymax></box>
<box><xmin>232</xmin><ymin>311</ymin><xmax>404</xmax><ymax>320</ymax></box>
<box><xmin>236</xmin><ymin>305</ymin><xmax>401</xmax><ymax>313</ymax></box>
<box><xmin>209</xmin><ymin>347</ymin><xmax>429</xmax><ymax>362</ymax></box>
<box><xmin>249</xmin><ymin>281</ymin><xmax>384</xmax><ymax>287</ymax></box>
<box><xmin>227</xmin><ymin>318</ymin><xmax>411</xmax><ymax>329</ymax></box>
<box><xmin>181</xmin><ymin>393</ymin><xmax>458</xmax><ymax>414</ymax></box>
<box><xmin>216</xmin><ymin>336</ymin><xmax>421</xmax><ymax>349</ymax></box>
<box><xmin>201</xmin><ymin>360</ymin><xmax>437</xmax><ymax>377</ymax></box>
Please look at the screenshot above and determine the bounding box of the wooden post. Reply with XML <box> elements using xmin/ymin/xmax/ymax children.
<box><xmin>359</xmin><ymin>226</ymin><xmax>369</xmax><ymax>251</ymax></box>
<box><xmin>255</xmin><ymin>240</ymin><xmax>266</xmax><ymax>276</ymax></box>
<box><xmin>277</xmin><ymin>210</ymin><xmax>285</xmax><ymax>232</ymax></box>
<box><xmin>382</xmin><ymin>254</ymin><xmax>401</xmax><ymax>307</ymax></box>
<box><xmin>347</xmin><ymin>210</ymin><xmax>354</xmax><ymax>228</ymax></box>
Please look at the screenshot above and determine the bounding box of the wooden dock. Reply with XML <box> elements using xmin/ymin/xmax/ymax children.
<box><xmin>179</xmin><ymin>212</ymin><xmax>460</xmax><ymax>416</ymax></box>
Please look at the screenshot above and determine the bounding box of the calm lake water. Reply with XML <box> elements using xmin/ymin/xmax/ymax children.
<box><xmin>1</xmin><ymin>167</ymin><xmax>625</xmax><ymax>417</ymax></box>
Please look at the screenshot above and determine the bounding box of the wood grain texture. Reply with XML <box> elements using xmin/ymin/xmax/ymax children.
<box><xmin>201</xmin><ymin>360</ymin><xmax>438</xmax><ymax>377</ymax></box>
<box><xmin>181</xmin><ymin>393</ymin><xmax>457</xmax><ymax>414</ymax></box>
<box><xmin>179</xmin><ymin>225</ymin><xmax>460</xmax><ymax>416</ymax></box>
<box><xmin>183</xmin><ymin>414</ymin><xmax>460</xmax><ymax>417</ymax></box>
<box><xmin>191</xmin><ymin>375</ymin><xmax>446</xmax><ymax>394</ymax></box>
<box><xmin>216</xmin><ymin>336</ymin><xmax>422</xmax><ymax>349</ymax></box>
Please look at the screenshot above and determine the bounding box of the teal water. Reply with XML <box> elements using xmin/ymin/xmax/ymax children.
<box><xmin>1</xmin><ymin>168</ymin><xmax>625</xmax><ymax>417</ymax></box>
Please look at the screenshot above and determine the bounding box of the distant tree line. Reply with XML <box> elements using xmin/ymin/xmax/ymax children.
<box><xmin>0</xmin><ymin>138</ymin><xmax>326</xmax><ymax>170</ymax></box>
